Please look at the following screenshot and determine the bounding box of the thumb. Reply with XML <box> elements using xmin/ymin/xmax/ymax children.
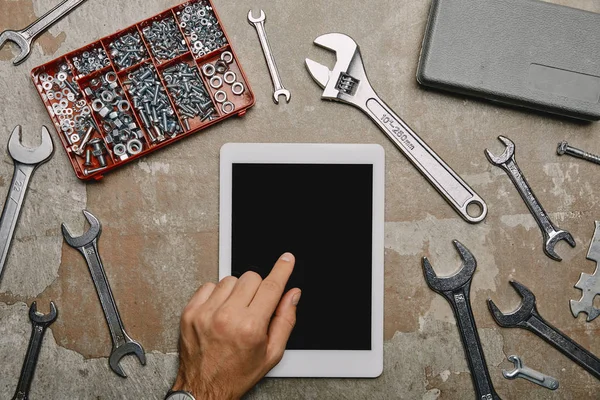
<box><xmin>266</xmin><ymin>288</ymin><xmax>301</xmax><ymax>365</ymax></box>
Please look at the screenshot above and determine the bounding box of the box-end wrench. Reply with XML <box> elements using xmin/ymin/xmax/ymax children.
<box><xmin>61</xmin><ymin>210</ymin><xmax>145</xmax><ymax>378</ymax></box>
<box><xmin>502</xmin><ymin>355</ymin><xmax>559</xmax><ymax>390</ymax></box>
<box><xmin>0</xmin><ymin>126</ymin><xmax>54</xmax><ymax>284</ymax></box>
<box><xmin>423</xmin><ymin>240</ymin><xmax>501</xmax><ymax>400</ymax></box>
<box><xmin>0</xmin><ymin>0</ymin><xmax>88</xmax><ymax>65</ymax></box>
<box><xmin>12</xmin><ymin>301</ymin><xmax>58</xmax><ymax>400</ymax></box>
<box><xmin>305</xmin><ymin>33</ymin><xmax>487</xmax><ymax>224</ymax></box>
<box><xmin>248</xmin><ymin>10</ymin><xmax>291</xmax><ymax>104</ymax></box>
<box><xmin>489</xmin><ymin>281</ymin><xmax>600</xmax><ymax>380</ymax></box>
<box><xmin>485</xmin><ymin>136</ymin><xmax>575</xmax><ymax>261</ymax></box>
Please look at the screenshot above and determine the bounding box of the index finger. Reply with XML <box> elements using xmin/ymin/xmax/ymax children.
<box><xmin>250</xmin><ymin>253</ymin><xmax>296</xmax><ymax>319</ymax></box>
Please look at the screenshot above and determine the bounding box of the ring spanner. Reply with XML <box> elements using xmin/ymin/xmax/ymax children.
<box><xmin>62</xmin><ymin>210</ymin><xmax>145</xmax><ymax>378</ymax></box>
<box><xmin>306</xmin><ymin>33</ymin><xmax>487</xmax><ymax>223</ymax></box>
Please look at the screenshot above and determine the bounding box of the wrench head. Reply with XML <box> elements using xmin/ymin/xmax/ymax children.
<box><xmin>247</xmin><ymin>9</ymin><xmax>266</xmax><ymax>24</ymax></box>
<box><xmin>61</xmin><ymin>210</ymin><xmax>102</xmax><ymax>249</ymax></box>
<box><xmin>29</xmin><ymin>301</ymin><xmax>58</xmax><ymax>325</ymax></box>
<box><xmin>487</xmin><ymin>281</ymin><xmax>536</xmax><ymax>327</ymax></box>
<box><xmin>544</xmin><ymin>230</ymin><xmax>576</xmax><ymax>261</ymax></box>
<box><xmin>422</xmin><ymin>240</ymin><xmax>477</xmax><ymax>293</ymax></box>
<box><xmin>485</xmin><ymin>135</ymin><xmax>515</xmax><ymax>166</ymax></box>
<box><xmin>502</xmin><ymin>355</ymin><xmax>523</xmax><ymax>379</ymax></box>
<box><xmin>7</xmin><ymin>125</ymin><xmax>54</xmax><ymax>166</ymax></box>
<box><xmin>0</xmin><ymin>30</ymin><xmax>31</xmax><ymax>66</ymax></box>
<box><xmin>273</xmin><ymin>89</ymin><xmax>291</xmax><ymax>104</ymax></box>
<box><xmin>109</xmin><ymin>340</ymin><xmax>146</xmax><ymax>378</ymax></box>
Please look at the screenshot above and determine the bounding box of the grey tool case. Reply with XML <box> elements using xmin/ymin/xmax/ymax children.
<box><xmin>417</xmin><ymin>0</ymin><xmax>600</xmax><ymax>121</ymax></box>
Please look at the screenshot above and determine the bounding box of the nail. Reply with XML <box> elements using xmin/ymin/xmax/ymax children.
<box><xmin>292</xmin><ymin>291</ymin><xmax>302</xmax><ymax>306</ymax></box>
<box><xmin>280</xmin><ymin>252</ymin><xmax>293</xmax><ymax>262</ymax></box>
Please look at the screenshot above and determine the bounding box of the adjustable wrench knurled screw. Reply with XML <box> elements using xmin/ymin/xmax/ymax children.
<box><xmin>502</xmin><ymin>355</ymin><xmax>559</xmax><ymax>390</ymax></box>
<box><xmin>423</xmin><ymin>241</ymin><xmax>501</xmax><ymax>400</ymax></box>
<box><xmin>61</xmin><ymin>210</ymin><xmax>146</xmax><ymax>378</ymax></box>
<box><xmin>12</xmin><ymin>302</ymin><xmax>58</xmax><ymax>400</ymax></box>
<box><xmin>486</xmin><ymin>136</ymin><xmax>575</xmax><ymax>261</ymax></box>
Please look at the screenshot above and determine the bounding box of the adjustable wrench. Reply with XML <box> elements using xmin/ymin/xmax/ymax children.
<box><xmin>0</xmin><ymin>126</ymin><xmax>54</xmax><ymax>283</ymax></box>
<box><xmin>423</xmin><ymin>240</ymin><xmax>501</xmax><ymax>400</ymax></box>
<box><xmin>489</xmin><ymin>281</ymin><xmax>600</xmax><ymax>380</ymax></box>
<box><xmin>502</xmin><ymin>355</ymin><xmax>559</xmax><ymax>390</ymax></box>
<box><xmin>486</xmin><ymin>136</ymin><xmax>575</xmax><ymax>261</ymax></box>
<box><xmin>306</xmin><ymin>33</ymin><xmax>487</xmax><ymax>224</ymax></box>
<box><xmin>248</xmin><ymin>10</ymin><xmax>291</xmax><ymax>104</ymax></box>
<box><xmin>61</xmin><ymin>210</ymin><xmax>145</xmax><ymax>378</ymax></box>
<box><xmin>0</xmin><ymin>0</ymin><xmax>88</xmax><ymax>65</ymax></box>
<box><xmin>12</xmin><ymin>302</ymin><xmax>58</xmax><ymax>400</ymax></box>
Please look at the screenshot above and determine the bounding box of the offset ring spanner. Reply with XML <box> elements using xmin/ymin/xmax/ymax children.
<box><xmin>12</xmin><ymin>302</ymin><xmax>58</xmax><ymax>400</ymax></box>
<box><xmin>423</xmin><ymin>241</ymin><xmax>501</xmax><ymax>400</ymax></box>
<box><xmin>306</xmin><ymin>33</ymin><xmax>487</xmax><ymax>223</ymax></box>
<box><xmin>486</xmin><ymin>136</ymin><xmax>575</xmax><ymax>261</ymax></box>
<box><xmin>62</xmin><ymin>210</ymin><xmax>145</xmax><ymax>378</ymax></box>
<box><xmin>0</xmin><ymin>126</ymin><xmax>54</xmax><ymax>284</ymax></box>
<box><xmin>489</xmin><ymin>281</ymin><xmax>600</xmax><ymax>380</ymax></box>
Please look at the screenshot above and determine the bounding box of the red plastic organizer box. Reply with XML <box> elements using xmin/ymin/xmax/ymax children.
<box><xmin>31</xmin><ymin>0</ymin><xmax>255</xmax><ymax>180</ymax></box>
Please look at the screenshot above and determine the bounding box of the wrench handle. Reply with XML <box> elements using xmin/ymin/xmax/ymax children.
<box><xmin>363</xmin><ymin>95</ymin><xmax>487</xmax><ymax>223</ymax></box>
<box><xmin>12</xmin><ymin>325</ymin><xmax>47</xmax><ymax>400</ymax></box>
<box><xmin>22</xmin><ymin>0</ymin><xmax>87</xmax><ymax>42</ymax></box>
<box><xmin>80</xmin><ymin>241</ymin><xmax>128</xmax><ymax>348</ymax></box>
<box><xmin>526</xmin><ymin>315</ymin><xmax>600</xmax><ymax>380</ymax></box>
<box><xmin>252</xmin><ymin>21</ymin><xmax>284</xmax><ymax>91</ymax></box>
<box><xmin>0</xmin><ymin>163</ymin><xmax>34</xmax><ymax>280</ymax></box>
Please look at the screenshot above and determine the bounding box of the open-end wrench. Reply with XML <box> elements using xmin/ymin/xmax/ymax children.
<box><xmin>0</xmin><ymin>0</ymin><xmax>88</xmax><ymax>65</ymax></box>
<box><xmin>0</xmin><ymin>126</ymin><xmax>54</xmax><ymax>284</ymax></box>
<box><xmin>61</xmin><ymin>210</ymin><xmax>145</xmax><ymax>378</ymax></box>
<box><xmin>489</xmin><ymin>281</ymin><xmax>600</xmax><ymax>380</ymax></box>
<box><xmin>502</xmin><ymin>355</ymin><xmax>559</xmax><ymax>390</ymax></box>
<box><xmin>486</xmin><ymin>136</ymin><xmax>575</xmax><ymax>261</ymax></box>
<box><xmin>248</xmin><ymin>10</ymin><xmax>291</xmax><ymax>104</ymax></box>
<box><xmin>12</xmin><ymin>302</ymin><xmax>58</xmax><ymax>400</ymax></box>
<box><xmin>423</xmin><ymin>240</ymin><xmax>501</xmax><ymax>400</ymax></box>
<box><xmin>306</xmin><ymin>33</ymin><xmax>487</xmax><ymax>224</ymax></box>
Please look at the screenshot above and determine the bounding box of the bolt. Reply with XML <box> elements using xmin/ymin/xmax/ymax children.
<box><xmin>84</xmin><ymin>166</ymin><xmax>107</xmax><ymax>176</ymax></box>
<box><xmin>557</xmin><ymin>141</ymin><xmax>600</xmax><ymax>165</ymax></box>
<box><xmin>89</xmin><ymin>138</ymin><xmax>107</xmax><ymax>167</ymax></box>
<box><xmin>84</xmin><ymin>149</ymin><xmax>93</xmax><ymax>167</ymax></box>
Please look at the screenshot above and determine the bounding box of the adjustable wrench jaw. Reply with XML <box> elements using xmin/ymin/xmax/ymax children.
<box><xmin>422</xmin><ymin>240</ymin><xmax>476</xmax><ymax>296</ymax></box>
<box><xmin>61</xmin><ymin>210</ymin><xmax>101</xmax><ymax>250</ymax></box>
<box><xmin>8</xmin><ymin>126</ymin><xmax>54</xmax><ymax>166</ymax></box>
<box><xmin>487</xmin><ymin>280</ymin><xmax>537</xmax><ymax>328</ymax></box>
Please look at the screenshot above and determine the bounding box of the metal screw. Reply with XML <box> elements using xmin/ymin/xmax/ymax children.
<box><xmin>89</xmin><ymin>138</ymin><xmax>107</xmax><ymax>167</ymax></box>
<box><xmin>84</xmin><ymin>166</ymin><xmax>107</xmax><ymax>176</ymax></box>
<box><xmin>84</xmin><ymin>149</ymin><xmax>93</xmax><ymax>167</ymax></box>
<box><xmin>557</xmin><ymin>141</ymin><xmax>600</xmax><ymax>165</ymax></box>
<box><xmin>142</xmin><ymin>18</ymin><xmax>187</xmax><ymax>62</ymax></box>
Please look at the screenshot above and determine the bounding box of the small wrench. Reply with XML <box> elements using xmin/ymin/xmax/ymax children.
<box><xmin>62</xmin><ymin>210</ymin><xmax>145</xmax><ymax>378</ymax></box>
<box><xmin>0</xmin><ymin>126</ymin><xmax>54</xmax><ymax>283</ymax></box>
<box><xmin>423</xmin><ymin>240</ymin><xmax>501</xmax><ymax>400</ymax></box>
<box><xmin>489</xmin><ymin>281</ymin><xmax>600</xmax><ymax>380</ymax></box>
<box><xmin>486</xmin><ymin>136</ymin><xmax>575</xmax><ymax>261</ymax></box>
<box><xmin>248</xmin><ymin>10</ymin><xmax>291</xmax><ymax>104</ymax></box>
<box><xmin>0</xmin><ymin>0</ymin><xmax>88</xmax><ymax>65</ymax></box>
<box><xmin>12</xmin><ymin>301</ymin><xmax>58</xmax><ymax>400</ymax></box>
<box><xmin>306</xmin><ymin>33</ymin><xmax>487</xmax><ymax>224</ymax></box>
<box><xmin>503</xmin><ymin>355</ymin><xmax>559</xmax><ymax>390</ymax></box>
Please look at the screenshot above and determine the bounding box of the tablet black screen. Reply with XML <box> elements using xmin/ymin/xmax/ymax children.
<box><xmin>231</xmin><ymin>163</ymin><xmax>373</xmax><ymax>351</ymax></box>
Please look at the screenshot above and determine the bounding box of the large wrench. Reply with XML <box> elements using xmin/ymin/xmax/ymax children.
<box><xmin>489</xmin><ymin>281</ymin><xmax>600</xmax><ymax>380</ymax></box>
<box><xmin>12</xmin><ymin>302</ymin><xmax>58</xmax><ymax>400</ymax></box>
<box><xmin>485</xmin><ymin>136</ymin><xmax>575</xmax><ymax>261</ymax></box>
<box><xmin>61</xmin><ymin>210</ymin><xmax>146</xmax><ymax>378</ymax></box>
<box><xmin>0</xmin><ymin>126</ymin><xmax>54</xmax><ymax>283</ymax></box>
<box><xmin>248</xmin><ymin>10</ymin><xmax>291</xmax><ymax>104</ymax></box>
<box><xmin>305</xmin><ymin>33</ymin><xmax>487</xmax><ymax>223</ymax></box>
<box><xmin>0</xmin><ymin>0</ymin><xmax>88</xmax><ymax>65</ymax></box>
<box><xmin>423</xmin><ymin>240</ymin><xmax>501</xmax><ymax>400</ymax></box>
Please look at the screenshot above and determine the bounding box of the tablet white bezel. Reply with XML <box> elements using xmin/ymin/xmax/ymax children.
<box><xmin>219</xmin><ymin>143</ymin><xmax>384</xmax><ymax>378</ymax></box>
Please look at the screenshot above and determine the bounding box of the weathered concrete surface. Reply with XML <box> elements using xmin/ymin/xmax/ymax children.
<box><xmin>1</xmin><ymin>0</ymin><xmax>599</xmax><ymax>398</ymax></box>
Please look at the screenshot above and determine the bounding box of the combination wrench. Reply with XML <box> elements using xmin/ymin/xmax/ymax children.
<box><xmin>0</xmin><ymin>0</ymin><xmax>88</xmax><ymax>65</ymax></box>
<box><xmin>62</xmin><ymin>210</ymin><xmax>145</xmax><ymax>378</ymax></box>
<box><xmin>423</xmin><ymin>240</ymin><xmax>501</xmax><ymax>400</ymax></box>
<box><xmin>12</xmin><ymin>302</ymin><xmax>58</xmax><ymax>400</ymax></box>
<box><xmin>489</xmin><ymin>281</ymin><xmax>600</xmax><ymax>380</ymax></box>
<box><xmin>248</xmin><ymin>10</ymin><xmax>291</xmax><ymax>104</ymax></box>
<box><xmin>0</xmin><ymin>126</ymin><xmax>54</xmax><ymax>283</ymax></box>
<box><xmin>306</xmin><ymin>33</ymin><xmax>487</xmax><ymax>223</ymax></box>
<box><xmin>486</xmin><ymin>136</ymin><xmax>575</xmax><ymax>261</ymax></box>
<box><xmin>502</xmin><ymin>355</ymin><xmax>559</xmax><ymax>390</ymax></box>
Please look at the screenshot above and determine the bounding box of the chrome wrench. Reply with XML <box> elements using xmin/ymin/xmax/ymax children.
<box><xmin>306</xmin><ymin>33</ymin><xmax>487</xmax><ymax>223</ymax></box>
<box><xmin>0</xmin><ymin>126</ymin><xmax>54</xmax><ymax>284</ymax></box>
<box><xmin>502</xmin><ymin>355</ymin><xmax>559</xmax><ymax>390</ymax></box>
<box><xmin>248</xmin><ymin>10</ymin><xmax>291</xmax><ymax>104</ymax></box>
<box><xmin>0</xmin><ymin>0</ymin><xmax>88</xmax><ymax>65</ymax></box>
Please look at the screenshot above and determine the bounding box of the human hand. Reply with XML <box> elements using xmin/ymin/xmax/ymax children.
<box><xmin>171</xmin><ymin>253</ymin><xmax>301</xmax><ymax>400</ymax></box>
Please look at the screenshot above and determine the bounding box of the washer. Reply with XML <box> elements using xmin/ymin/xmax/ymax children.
<box><xmin>127</xmin><ymin>139</ymin><xmax>143</xmax><ymax>155</ymax></box>
<box><xmin>221</xmin><ymin>101</ymin><xmax>235</xmax><ymax>114</ymax></box>
<box><xmin>231</xmin><ymin>82</ymin><xmax>245</xmax><ymax>96</ymax></box>
<box><xmin>57</xmin><ymin>71</ymin><xmax>68</xmax><ymax>82</ymax></box>
<box><xmin>221</xmin><ymin>51</ymin><xmax>233</xmax><ymax>64</ymax></box>
<box><xmin>105</xmin><ymin>71</ymin><xmax>118</xmax><ymax>83</ymax></box>
<box><xmin>70</xmin><ymin>134</ymin><xmax>80</xmax><ymax>143</ymax></box>
<box><xmin>214</xmin><ymin>90</ymin><xmax>227</xmax><ymax>103</ymax></box>
<box><xmin>223</xmin><ymin>71</ymin><xmax>236</xmax><ymax>84</ymax></box>
<box><xmin>113</xmin><ymin>143</ymin><xmax>127</xmax><ymax>157</ymax></box>
<box><xmin>210</xmin><ymin>76</ymin><xmax>223</xmax><ymax>89</ymax></box>
<box><xmin>202</xmin><ymin>63</ymin><xmax>215</xmax><ymax>77</ymax></box>
<box><xmin>42</xmin><ymin>81</ymin><xmax>53</xmax><ymax>91</ymax></box>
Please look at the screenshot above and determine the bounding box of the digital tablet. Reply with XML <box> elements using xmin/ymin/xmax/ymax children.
<box><xmin>219</xmin><ymin>143</ymin><xmax>384</xmax><ymax>378</ymax></box>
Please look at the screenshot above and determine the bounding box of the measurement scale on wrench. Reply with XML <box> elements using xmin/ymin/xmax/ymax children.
<box><xmin>306</xmin><ymin>33</ymin><xmax>487</xmax><ymax>223</ymax></box>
